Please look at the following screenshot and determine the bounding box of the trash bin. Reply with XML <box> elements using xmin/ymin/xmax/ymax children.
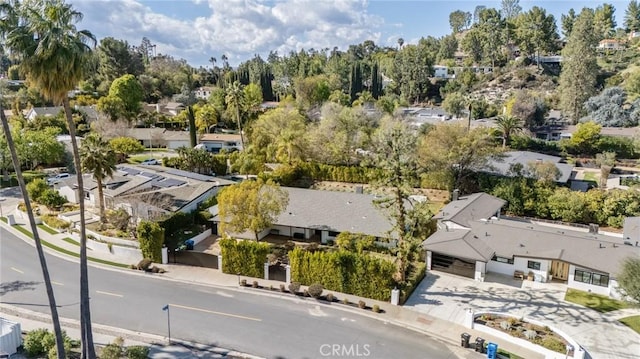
<box><xmin>486</xmin><ymin>342</ymin><xmax>498</xmax><ymax>359</ymax></box>
<box><xmin>461</xmin><ymin>333</ymin><xmax>471</xmax><ymax>348</ymax></box>
<box><xmin>185</xmin><ymin>239</ymin><xmax>194</xmax><ymax>250</ymax></box>
<box><xmin>475</xmin><ymin>337</ymin><xmax>485</xmax><ymax>353</ymax></box>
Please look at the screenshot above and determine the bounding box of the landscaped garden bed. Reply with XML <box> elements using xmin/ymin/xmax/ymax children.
<box><xmin>474</xmin><ymin>314</ymin><xmax>570</xmax><ymax>354</ymax></box>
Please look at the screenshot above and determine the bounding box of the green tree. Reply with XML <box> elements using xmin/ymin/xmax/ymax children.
<box><xmin>625</xmin><ymin>1</ymin><xmax>640</xmax><ymax>32</ymax></box>
<box><xmin>367</xmin><ymin>118</ymin><xmax>429</xmax><ymax>282</ymax></box>
<box><xmin>81</xmin><ymin>133</ymin><xmax>116</xmax><ymax>223</ymax></box>
<box><xmin>97</xmin><ymin>74</ymin><xmax>143</xmax><ymax>121</ymax></box>
<box><xmin>249</xmin><ymin>105</ymin><xmax>307</xmax><ymax>164</ymax></box>
<box><xmin>461</xmin><ymin>28</ymin><xmax>484</xmax><ymax>63</ymax></box>
<box><xmin>494</xmin><ymin>115</ymin><xmax>522</xmax><ymax>147</ymax></box>
<box><xmin>449</xmin><ymin>10</ymin><xmax>471</xmax><ymax>33</ymax></box>
<box><xmin>96</xmin><ymin>37</ymin><xmax>143</xmax><ymax>92</ymax></box>
<box><xmin>27</xmin><ymin>178</ymin><xmax>50</xmax><ymax>202</ymax></box>
<box><xmin>39</xmin><ymin>189</ymin><xmax>67</xmax><ymax>209</ymax></box>
<box><xmin>109</xmin><ymin>137</ymin><xmax>145</xmax><ymax>158</ymax></box>
<box><xmin>442</xmin><ymin>92</ymin><xmax>466</xmax><ymax>118</ymax></box>
<box><xmin>5</xmin><ymin>1</ymin><xmax>98</xmax><ymax>355</ymax></box>
<box><xmin>594</xmin><ymin>3</ymin><xmax>617</xmax><ymax>40</ymax></box>
<box><xmin>501</xmin><ymin>0</ymin><xmax>521</xmax><ymax>20</ymax></box>
<box><xmin>478</xmin><ymin>8</ymin><xmax>506</xmax><ymax>68</ymax></box>
<box><xmin>583</xmin><ymin>87</ymin><xmax>640</xmax><ymax>127</ymax></box>
<box><xmin>558</xmin><ymin>8</ymin><xmax>599</xmax><ymax>123</ymax></box>
<box><xmin>217</xmin><ymin>179</ymin><xmax>289</xmax><ymax>241</ymax></box>
<box><xmin>243</xmin><ymin>82</ymin><xmax>263</xmax><ymax>118</ymax></box>
<box><xmin>617</xmin><ymin>257</ymin><xmax>640</xmax><ymax>302</ymax></box>
<box><xmin>418</xmin><ymin>124</ymin><xmax>498</xmax><ymax>190</ymax></box>
<box><xmin>568</xmin><ymin>121</ymin><xmax>602</xmax><ymax>156</ymax></box>
<box><xmin>561</xmin><ymin>8</ymin><xmax>577</xmax><ymax>38</ymax></box>
<box><xmin>225</xmin><ymin>81</ymin><xmax>246</xmax><ymax>149</ymax></box>
<box><xmin>595</xmin><ymin>151</ymin><xmax>616</xmax><ymax>188</ymax></box>
<box><xmin>625</xmin><ymin>69</ymin><xmax>640</xmax><ymax>100</ymax></box>
<box><xmin>194</xmin><ymin>103</ymin><xmax>219</xmax><ymax>133</ymax></box>
<box><xmin>21</xmin><ymin>127</ymin><xmax>66</xmax><ymax>170</ymax></box>
<box><xmin>137</xmin><ymin>221</ymin><xmax>164</xmax><ymax>262</ymax></box>
<box><xmin>515</xmin><ymin>7</ymin><xmax>559</xmax><ymax>60</ymax></box>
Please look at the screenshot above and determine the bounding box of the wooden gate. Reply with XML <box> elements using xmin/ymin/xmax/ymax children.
<box><xmin>551</xmin><ymin>260</ymin><xmax>569</xmax><ymax>281</ymax></box>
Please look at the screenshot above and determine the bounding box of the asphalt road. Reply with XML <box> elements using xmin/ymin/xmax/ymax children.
<box><xmin>0</xmin><ymin>227</ymin><xmax>460</xmax><ymax>359</ymax></box>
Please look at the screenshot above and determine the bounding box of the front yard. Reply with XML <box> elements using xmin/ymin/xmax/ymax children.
<box><xmin>564</xmin><ymin>288</ymin><xmax>629</xmax><ymax>313</ymax></box>
<box><xmin>619</xmin><ymin>316</ymin><xmax>640</xmax><ymax>334</ymax></box>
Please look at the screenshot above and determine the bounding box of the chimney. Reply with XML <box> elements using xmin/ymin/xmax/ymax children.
<box><xmin>355</xmin><ymin>186</ymin><xmax>363</xmax><ymax>194</ymax></box>
<box><xmin>452</xmin><ymin>189</ymin><xmax>460</xmax><ymax>201</ymax></box>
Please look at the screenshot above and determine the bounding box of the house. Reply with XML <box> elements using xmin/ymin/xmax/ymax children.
<box><xmin>126</xmin><ymin>128</ymin><xmax>191</xmax><ymax>149</ymax></box>
<box><xmin>211</xmin><ymin>187</ymin><xmax>394</xmax><ymax>242</ymax></box>
<box><xmin>54</xmin><ymin>165</ymin><xmax>234</xmax><ymax>221</ymax></box>
<box><xmin>598</xmin><ymin>39</ymin><xmax>624</xmax><ymax>51</ymax></box>
<box><xmin>24</xmin><ymin>106</ymin><xmax>63</xmax><ymax>120</ymax></box>
<box><xmin>199</xmin><ymin>133</ymin><xmax>243</xmax><ymax>152</ymax></box>
<box><xmin>422</xmin><ymin>192</ymin><xmax>640</xmax><ymax>299</ymax></box>
<box><xmin>483</xmin><ymin>151</ymin><xmax>574</xmax><ymax>184</ymax></box>
<box><xmin>164</xmin><ymin>102</ymin><xmax>185</xmax><ymax>116</ymax></box>
<box><xmin>433</xmin><ymin>65</ymin><xmax>448</xmax><ymax>79</ymax></box>
<box><xmin>195</xmin><ymin>87</ymin><xmax>213</xmax><ymax>100</ymax></box>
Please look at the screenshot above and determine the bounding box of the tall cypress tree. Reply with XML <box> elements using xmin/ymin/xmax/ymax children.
<box><xmin>349</xmin><ymin>62</ymin><xmax>363</xmax><ymax>103</ymax></box>
<box><xmin>558</xmin><ymin>9</ymin><xmax>598</xmax><ymax>123</ymax></box>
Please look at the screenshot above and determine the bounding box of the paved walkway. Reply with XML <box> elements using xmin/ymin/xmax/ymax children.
<box><xmin>2</xmin><ymin>187</ymin><xmax>639</xmax><ymax>358</ymax></box>
<box><xmin>405</xmin><ymin>271</ymin><xmax>640</xmax><ymax>359</ymax></box>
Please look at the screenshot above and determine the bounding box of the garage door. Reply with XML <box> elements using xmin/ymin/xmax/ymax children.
<box><xmin>432</xmin><ymin>253</ymin><xmax>475</xmax><ymax>278</ymax></box>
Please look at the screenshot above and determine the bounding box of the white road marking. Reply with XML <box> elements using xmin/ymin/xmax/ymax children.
<box><xmin>170</xmin><ymin>303</ymin><xmax>261</xmax><ymax>322</ymax></box>
<box><xmin>341</xmin><ymin>317</ymin><xmax>356</xmax><ymax>322</ymax></box>
<box><xmin>10</xmin><ymin>267</ymin><xmax>23</xmax><ymax>274</ymax></box>
<box><xmin>309</xmin><ymin>305</ymin><xmax>328</xmax><ymax>317</ymax></box>
<box><xmin>96</xmin><ymin>290</ymin><xmax>123</xmax><ymax>298</ymax></box>
<box><xmin>215</xmin><ymin>290</ymin><xmax>234</xmax><ymax>298</ymax></box>
<box><xmin>52</xmin><ymin>281</ymin><xmax>64</xmax><ymax>286</ymax></box>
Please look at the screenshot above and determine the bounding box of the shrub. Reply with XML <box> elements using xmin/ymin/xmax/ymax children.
<box><xmin>279</xmin><ymin>284</ymin><xmax>285</xmax><ymax>292</ymax></box>
<box><xmin>500</xmin><ymin>321</ymin><xmax>512</xmax><ymax>331</ymax></box>
<box><xmin>47</xmin><ymin>340</ymin><xmax>71</xmax><ymax>359</ymax></box>
<box><xmin>42</xmin><ymin>214</ymin><xmax>69</xmax><ymax>230</ymax></box>
<box><xmin>372</xmin><ymin>304</ymin><xmax>380</xmax><ymax>313</ymax></box>
<box><xmin>137</xmin><ymin>258</ymin><xmax>153</xmax><ymax>271</ymax></box>
<box><xmin>126</xmin><ymin>346</ymin><xmax>150</xmax><ymax>359</ymax></box>
<box><xmin>326</xmin><ymin>293</ymin><xmax>334</xmax><ymax>302</ymax></box>
<box><xmin>26</xmin><ymin>178</ymin><xmax>49</xmax><ymax>202</ymax></box>
<box><xmin>507</xmin><ymin>317</ymin><xmax>518</xmax><ymax>326</ymax></box>
<box><xmin>289</xmin><ymin>281</ymin><xmax>301</xmax><ymax>293</ymax></box>
<box><xmin>304</xmin><ymin>289</ymin><xmax>310</xmax><ymax>297</ymax></box>
<box><xmin>252</xmin><ymin>280</ymin><xmax>259</xmax><ymax>288</ymax></box>
<box><xmin>539</xmin><ymin>336</ymin><xmax>567</xmax><ymax>353</ymax></box>
<box><xmin>358</xmin><ymin>300</ymin><xmax>366</xmax><ymax>309</ymax></box>
<box><xmin>137</xmin><ymin>221</ymin><xmax>164</xmax><ymax>262</ymax></box>
<box><xmin>342</xmin><ymin>298</ymin><xmax>349</xmax><ymax>305</ymax></box>
<box><xmin>106</xmin><ymin>208</ymin><xmax>131</xmax><ymax>231</ymax></box>
<box><xmin>151</xmin><ymin>266</ymin><xmax>160</xmax><ymax>273</ymax></box>
<box><xmin>240</xmin><ymin>279</ymin><xmax>247</xmax><ymax>286</ymax></box>
<box><xmin>269</xmin><ymin>285</ymin><xmax>274</xmax><ymax>291</ymax></box>
<box><xmin>219</xmin><ymin>238</ymin><xmax>270</xmax><ymax>278</ymax></box>
<box><xmin>39</xmin><ymin>189</ymin><xmax>67</xmax><ymax>209</ymax></box>
<box><xmin>308</xmin><ymin>283</ymin><xmax>324</xmax><ymax>298</ymax></box>
<box><xmin>24</xmin><ymin>328</ymin><xmax>50</xmax><ymax>356</ymax></box>
<box><xmin>100</xmin><ymin>343</ymin><xmax>123</xmax><ymax>359</ymax></box>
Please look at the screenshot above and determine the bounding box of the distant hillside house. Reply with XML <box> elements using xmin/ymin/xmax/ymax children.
<box><xmin>483</xmin><ymin>151</ymin><xmax>574</xmax><ymax>184</ymax></box>
<box><xmin>25</xmin><ymin>105</ymin><xmax>101</xmax><ymax>123</ymax></box>
<box><xmin>199</xmin><ymin>133</ymin><xmax>243</xmax><ymax>152</ymax></box>
<box><xmin>423</xmin><ymin>192</ymin><xmax>638</xmax><ymax>299</ymax></box>
<box><xmin>598</xmin><ymin>39</ymin><xmax>624</xmax><ymax>51</ymax></box>
<box><xmin>164</xmin><ymin>102</ymin><xmax>186</xmax><ymax>116</ymax></box>
<box><xmin>195</xmin><ymin>87</ymin><xmax>213</xmax><ymax>100</ymax></box>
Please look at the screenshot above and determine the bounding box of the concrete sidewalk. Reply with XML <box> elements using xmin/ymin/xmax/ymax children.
<box><xmin>0</xmin><ymin>192</ymin><xmax>557</xmax><ymax>358</ymax></box>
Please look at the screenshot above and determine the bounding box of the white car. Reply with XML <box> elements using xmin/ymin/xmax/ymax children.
<box><xmin>140</xmin><ymin>159</ymin><xmax>159</xmax><ymax>165</ymax></box>
<box><xmin>47</xmin><ymin>173</ymin><xmax>70</xmax><ymax>185</ymax></box>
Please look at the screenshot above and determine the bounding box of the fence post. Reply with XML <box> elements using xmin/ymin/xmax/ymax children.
<box><xmin>285</xmin><ymin>265</ymin><xmax>291</xmax><ymax>285</ymax></box>
<box><xmin>264</xmin><ymin>262</ymin><xmax>269</xmax><ymax>280</ymax></box>
<box><xmin>217</xmin><ymin>254</ymin><xmax>222</xmax><ymax>271</ymax></box>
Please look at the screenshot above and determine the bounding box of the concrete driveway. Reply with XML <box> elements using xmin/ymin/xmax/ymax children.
<box><xmin>405</xmin><ymin>271</ymin><xmax>640</xmax><ymax>359</ymax></box>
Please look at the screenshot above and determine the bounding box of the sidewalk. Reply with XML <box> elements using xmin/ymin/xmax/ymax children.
<box><xmin>0</xmin><ymin>197</ymin><xmax>537</xmax><ymax>358</ymax></box>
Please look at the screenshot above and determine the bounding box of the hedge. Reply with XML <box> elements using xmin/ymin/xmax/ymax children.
<box><xmin>400</xmin><ymin>262</ymin><xmax>426</xmax><ymax>304</ymax></box>
<box><xmin>289</xmin><ymin>247</ymin><xmax>396</xmax><ymax>301</ymax></box>
<box><xmin>137</xmin><ymin>221</ymin><xmax>164</xmax><ymax>262</ymax></box>
<box><xmin>219</xmin><ymin>238</ymin><xmax>270</xmax><ymax>278</ymax></box>
<box><xmin>296</xmin><ymin>162</ymin><xmax>380</xmax><ymax>184</ymax></box>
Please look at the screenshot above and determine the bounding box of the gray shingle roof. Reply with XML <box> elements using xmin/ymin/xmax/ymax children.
<box><xmin>434</xmin><ymin>193</ymin><xmax>505</xmax><ymax>228</ymax></box>
<box><xmin>424</xmin><ymin>217</ymin><xmax>640</xmax><ymax>276</ymax></box>
<box><xmin>274</xmin><ymin>187</ymin><xmax>393</xmax><ymax>238</ymax></box>
<box><xmin>484</xmin><ymin>151</ymin><xmax>574</xmax><ymax>183</ymax></box>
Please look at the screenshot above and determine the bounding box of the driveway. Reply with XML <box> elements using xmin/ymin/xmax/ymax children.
<box><xmin>405</xmin><ymin>271</ymin><xmax>640</xmax><ymax>359</ymax></box>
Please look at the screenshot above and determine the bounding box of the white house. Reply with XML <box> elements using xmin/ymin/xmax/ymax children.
<box><xmin>127</xmin><ymin>128</ymin><xmax>191</xmax><ymax>149</ymax></box>
<box><xmin>422</xmin><ymin>192</ymin><xmax>640</xmax><ymax>299</ymax></box>
<box><xmin>199</xmin><ymin>133</ymin><xmax>243</xmax><ymax>152</ymax></box>
<box><xmin>195</xmin><ymin>87</ymin><xmax>213</xmax><ymax>100</ymax></box>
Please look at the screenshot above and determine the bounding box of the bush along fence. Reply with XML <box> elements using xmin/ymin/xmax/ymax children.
<box><xmin>288</xmin><ymin>247</ymin><xmax>396</xmax><ymax>301</ymax></box>
<box><xmin>219</xmin><ymin>238</ymin><xmax>270</xmax><ymax>278</ymax></box>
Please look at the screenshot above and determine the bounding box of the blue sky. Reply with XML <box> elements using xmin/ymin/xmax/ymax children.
<box><xmin>69</xmin><ymin>1</ymin><xmax>630</xmax><ymax>67</ymax></box>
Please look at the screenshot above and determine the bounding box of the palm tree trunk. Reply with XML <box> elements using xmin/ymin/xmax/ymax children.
<box><xmin>0</xmin><ymin>106</ymin><xmax>67</xmax><ymax>358</ymax></box>
<box><xmin>62</xmin><ymin>98</ymin><xmax>96</xmax><ymax>359</ymax></box>
<box><xmin>235</xmin><ymin>107</ymin><xmax>245</xmax><ymax>150</ymax></box>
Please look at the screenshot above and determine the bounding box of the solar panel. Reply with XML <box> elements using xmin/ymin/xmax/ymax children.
<box><xmin>118</xmin><ymin>167</ymin><xmax>140</xmax><ymax>176</ymax></box>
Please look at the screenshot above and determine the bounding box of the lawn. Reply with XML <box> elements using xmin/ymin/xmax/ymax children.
<box><xmin>619</xmin><ymin>316</ymin><xmax>640</xmax><ymax>334</ymax></box>
<box><xmin>498</xmin><ymin>348</ymin><xmax>524</xmax><ymax>359</ymax></box>
<box><xmin>564</xmin><ymin>288</ymin><xmax>628</xmax><ymax>313</ymax></box>
<box><xmin>582</xmin><ymin>171</ymin><xmax>599</xmax><ymax>185</ymax></box>
<box><xmin>38</xmin><ymin>224</ymin><xmax>58</xmax><ymax>235</ymax></box>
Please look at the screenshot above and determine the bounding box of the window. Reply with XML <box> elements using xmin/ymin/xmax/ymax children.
<box><xmin>527</xmin><ymin>261</ymin><xmax>541</xmax><ymax>270</ymax></box>
<box><xmin>492</xmin><ymin>255</ymin><xmax>514</xmax><ymax>265</ymax></box>
<box><xmin>574</xmin><ymin>269</ymin><xmax>609</xmax><ymax>287</ymax></box>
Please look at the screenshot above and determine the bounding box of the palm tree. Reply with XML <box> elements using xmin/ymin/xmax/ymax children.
<box><xmin>0</xmin><ymin>104</ymin><xmax>66</xmax><ymax>358</ymax></box>
<box><xmin>225</xmin><ymin>81</ymin><xmax>246</xmax><ymax>149</ymax></box>
<box><xmin>5</xmin><ymin>1</ymin><xmax>97</xmax><ymax>357</ymax></box>
<box><xmin>494</xmin><ymin>115</ymin><xmax>523</xmax><ymax>147</ymax></box>
<box><xmin>80</xmin><ymin>133</ymin><xmax>115</xmax><ymax>223</ymax></box>
<box><xmin>397</xmin><ymin>37</ymin><xmax>404</xmax><ymax>49</ymax></box>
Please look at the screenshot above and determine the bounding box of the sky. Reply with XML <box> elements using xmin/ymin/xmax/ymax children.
<box><xmin>68</xmin><ymin>0</ymin><xmax>631</xmax><ymax>67</ymax></box>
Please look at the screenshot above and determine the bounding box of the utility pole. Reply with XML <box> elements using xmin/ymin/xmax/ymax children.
<box><xmin>162</xmin><ymin>304</ymin><xmax>171</xmax><ymax>345</ymax></box>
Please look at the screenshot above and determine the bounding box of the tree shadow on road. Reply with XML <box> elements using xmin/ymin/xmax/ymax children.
<box><xmin>0</xmin><ymin>280</ymin><xmax>40</xmax><ymax>296</ymax></box>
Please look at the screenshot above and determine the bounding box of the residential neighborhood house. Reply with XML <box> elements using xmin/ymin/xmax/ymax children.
<box><xmin>422</xmin><ymin>192</ymin><xmax>640</xmax><ymax>299</ymax></box>
<box><xmin>483</xmin><ymin>150</ymin><xmax>574</xmax><ymax>184</ymax></box>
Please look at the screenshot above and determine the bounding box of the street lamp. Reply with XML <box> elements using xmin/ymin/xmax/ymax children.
<box><xmin>162</xmin><ymin>304</ymin><xmax>171</xmax><ymax>345</ymax></box>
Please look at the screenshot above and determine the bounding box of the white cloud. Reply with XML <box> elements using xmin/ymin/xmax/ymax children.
<box><xmin>70</xmin><ymin>0</ymin><xmax>384</xmax><ymax>67</ymax></box>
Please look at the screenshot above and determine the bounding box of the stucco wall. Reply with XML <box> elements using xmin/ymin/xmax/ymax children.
<box><xmin>486</xmin><ymin>257</ymin><xmax>550</xmax><ymax>282</ymax></box>
<box><xmin>567</xmin><ymin>264</ymin><xmax>612</xmax><ymax>297</ymax></box>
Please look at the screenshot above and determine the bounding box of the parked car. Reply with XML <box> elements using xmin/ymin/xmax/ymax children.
<box><xmin>140</xmin><ymin>158</ymin><xmax>159</xmax><ymax>165</ymax></box>
<box><xmin>47</xmin><ymin>173</ymin><xmax>70</xmax><ymax>185</ymax></box>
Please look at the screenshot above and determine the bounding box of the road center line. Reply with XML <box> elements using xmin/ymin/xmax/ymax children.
<box><xmin>96</xmin><ymin>290</ymin><xmax>123</xmax><ymax>298</ymax></box>
<box><xmin>170</xmin><ymin>303</ymin><xmax>262</xmax><ymax>322</ymax></box>
<box><xmin>10</xmin><ymin>267</ymin><xmax>23</xmax><ymax>274</ymax></box>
